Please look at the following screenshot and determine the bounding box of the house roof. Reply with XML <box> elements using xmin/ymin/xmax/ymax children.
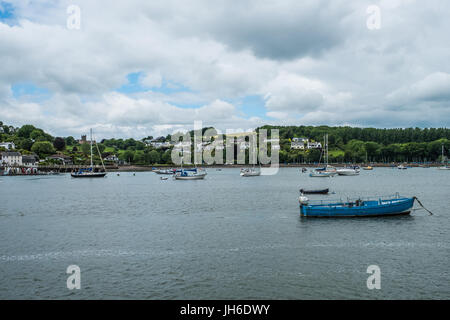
<box><xmin>1</xmin><ymin>151</ymin><xmax>21</xmax><ymax>156</ymax></box>
<box><xmin>48</xmin><ymin>154</ymin><xmax>72</xmax><ymax>159</ymax></box>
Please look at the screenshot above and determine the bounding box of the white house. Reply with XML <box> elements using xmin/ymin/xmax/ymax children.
<box><xmin>0</xmin><ymin>142</ymin><xmax>16</xmax><ymax>150</ymax></box>
<box><xmin>307</xmin><ymin>141</ymin><xmax>322</xmax><ymax>149</ymax></box>
<box><xmin>1</xmin><ymin>151</ymin><xmax>22</xmax><ymax>166</ymax></box>
<box><xmin>291</xmin><ymin>137</ymin><xmax>308</xmax><ymax>150</ymax></box>
<box><xmin>22</xmin><ymin>154</ymin><xmax>38</xmax><ymax>167</ymax></box>
<box><xmin>104</xmin><ymin>154</ymin><xmax>119</xmax><ymax>163</ymax></box>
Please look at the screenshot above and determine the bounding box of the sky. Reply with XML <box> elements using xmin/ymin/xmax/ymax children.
<box><xmin>0</xmin><ymin>0</ymin><xmax>449</xmax><ymax>139</ymax></box>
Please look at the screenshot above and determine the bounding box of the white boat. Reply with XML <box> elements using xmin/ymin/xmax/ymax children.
<box><xmin>309</xmin><ymin>171</ymin><xmax>335</xmax><ymax>177</ymax></box>
<box><xmin>397</xmin><ymin>164</ymin><xmax>407</xmax><ymax>170</ymax></box>
<box><xmin>174</xmin><ymin>168</ymin><xmax>207</xmax><ymax>180</ymax></box>
<box><xmin>438</xmin><ymin>144</ymin><xmax>450</xmax><ymax>170</ymax></box>
<box><xmin>310</xmin><ymin>134</ymin><xmax>337</xmax><ymax>177</ymax></box>
<box><xmin>337</xmin><ymin>168</ymin><xmax>360</xmax><ymax>176</ymax></box>
<box><xmin>153</xmin><ymin>168</ymin><xmax>175</xmax><ymax>174</ymax></box>
<box><xmin>240</xmin><ymin>167</ymin><xmax>261</xmax><ymax>177</ymax></box>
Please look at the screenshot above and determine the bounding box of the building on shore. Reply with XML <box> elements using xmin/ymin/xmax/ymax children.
<box><xmin>291</xmin><ymin>138</ymin><xmax>308</xmax><ymax>150</ymax></box>
<box><xmin>1</xmin><ymin>151</ymin><xmax>22</xmax><ymax>166</ymax></box>
<box><xmin>22</xmin><ymin>154</ymin><xmax>38</xmax><ymax>167</ymax></box>
<box><xmin>46</xmin><ymin>154</ymin><xmax>73</xmax><ymax>165</ymax></box>
<box><xmin>0</xmin><ymin>142</ymin><xmax>16</xmax><ymax>150</ymax></box>
<box><xmin>103</xmin><ymin>154</ymin><xmax>119</xmax><ymax>163</ymax></box>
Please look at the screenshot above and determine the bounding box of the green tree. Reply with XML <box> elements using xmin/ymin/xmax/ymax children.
<box><xmin>17</xmin><ymin>125</ymin><xmax>37</xmax><ymax>139</ymax></box>
<box><xmin>81</xmin><ymin>143</ymin><xmax>91</xmax><ymax>156</ymax></box>
<box><xmin>120</xmin><ymin>150</ymin><xmax>135</xmax><ymax>164</ymax></box>
<box><xmin>31</xmin><ymin>141</ymin><xmax>55</xmax><ymax>158</ymax></box>
<box><xmin>53</xmin><ymin>137</ymin><xmax>66</xmax><ymax>151</ymax></box>
<box><xmin>65</xmin><ymin>136</ymin><xmax>76</xmax><ymax>146</ymax></box>
<box><xmin>148</xmin><ymin>150</ymin><xmax>160</xmax><ymax>164</ymax></box>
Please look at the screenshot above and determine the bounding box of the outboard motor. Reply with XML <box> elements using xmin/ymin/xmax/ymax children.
<box><xmin>299</xmin><ymin>195</ymin><xmax>309</xmax><ymax>207</ymax></box>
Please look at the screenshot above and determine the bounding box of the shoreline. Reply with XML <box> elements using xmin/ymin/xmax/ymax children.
<box><xmin>109</xmin><ymin>163</ymin><xmax>445</xmax><ymax>172</ymax></box>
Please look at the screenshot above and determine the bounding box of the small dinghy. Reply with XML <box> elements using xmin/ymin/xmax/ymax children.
<box><xmin>299</xmin><ymin>188</ymin><xmax>329</xmax><ymax>194</ymax></box>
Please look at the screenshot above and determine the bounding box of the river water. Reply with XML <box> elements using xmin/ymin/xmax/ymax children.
<box><xmin>0</xmin><ymin>167</ymin><xmax>448</xmax><ymax>299</ymax></box>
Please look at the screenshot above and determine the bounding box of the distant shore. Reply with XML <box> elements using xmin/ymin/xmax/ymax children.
<box><xmin>109</xmin><ymin>163</ymin><xmax>444</xmax><ymax>172</ymax></box>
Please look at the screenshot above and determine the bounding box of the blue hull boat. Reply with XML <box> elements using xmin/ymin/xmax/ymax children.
<box><xmin>299</xmin><ymin>195</ymin><xmax>415</xmax><ymax>217</ymax></box>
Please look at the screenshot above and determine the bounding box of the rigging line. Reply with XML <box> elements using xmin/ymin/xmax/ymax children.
<box><xmin>413</xmin><ymin>197</ymin><xmax>434</xmax><ymax>215</ymax></box>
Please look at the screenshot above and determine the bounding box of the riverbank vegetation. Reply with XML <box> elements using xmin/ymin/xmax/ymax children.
<box><xmin>1</xmin><ymin>121</ymin><xmax>449</xmax><ymax>165</ymax></box>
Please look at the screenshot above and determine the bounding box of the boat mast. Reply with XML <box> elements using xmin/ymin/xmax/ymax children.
<box><xmin>90</xmin><ymin>128</ymin><xmax>93</xmax><ymax>169</ymax></box>
<box><xmin>325</xmin><ymin>134</ymin><xmax>329</xmax><ymax>166</ymax></box>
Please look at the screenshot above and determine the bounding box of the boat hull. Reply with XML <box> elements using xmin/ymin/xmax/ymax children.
<box><xmin>174</xmin><ymin>174</ymin><xmax>206</xmax><ymax>180</ymax></box>
<box><xmin>240</xmin><ymin>172</ymin><xmax>261</xmax><ymax>177</ymax></box>
<box><xmin>300</xmin><ymin>197</ymin><xmax>414</xmax><ymax>217</ymax></box>
<box><xmin>300</xmin><ymin>188</ymin><xmax>329</xmax><ymax>194</ymax></box>
<box><xmin>309</xmin><ymin>171</ymin><xmax>336</xmax><ymax>177</ymax></box>
<box><xmin>337</xmin><ymin>169</ymin><xmax>360</xmax><ymax>176</ymax></box>
<box><xmin>71</xmin><ymin>172</ymin><xmax>107</xmax><ymax>178</ymax></box>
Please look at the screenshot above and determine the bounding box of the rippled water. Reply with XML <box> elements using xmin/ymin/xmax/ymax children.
<box><xmin>0</xmin><ymin>168</ymin><xmax>449</xmax><ymax>299</ymax></box>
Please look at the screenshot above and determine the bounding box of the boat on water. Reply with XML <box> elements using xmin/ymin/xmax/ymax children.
<box><xmin>240</xmin><ymin>167</ymin><xmax>261</xmax><ymax>177</ymax></box>
<box><xmin>299</xmin><ymin>194</ymin><xmax>415</xmax><ymax>217</ymax></box>
<box><xmin>153</xmin><ymin>168</ymin><xmax>177</xmax><ymax>174</ymax></box>
<box><xmin>299</xmin><ymin>188</ymin><xmax>329</xmax><ymax>195</ymax></box>
<box><xmin>174</xmin><ymin>168</ymin><xmax>207</xmax><ymax>180</ymax></box>
<box><xmin>337</xmin><ymin>166</ymin><xmax>360</xmax><ymax>176</ymax></box>
<box><xmin>310</xmin><ymin>134</ymin><xmax>337</xmax><ymax>177</ymax></box>
<box><xmin>438</xmin><ymin>144</ymin><xmax>450</xmax><ymax>170</ymax></box>
<box><xmin>397</xmin><ymin>164</ymin><xmax>408</xmax><ymax>170</ymax></box>
<box><xmin>309</xmin><ymin>170</ymin><xmax>335</xmax><ymax>177</ymax></box>
<box><xmin>362</xmin><ymin>166</ymin><xmax>373</xmax><ymax>170</ymax></box>
<box><xmin>71</xmin><ymin>129</ymin><xmax>107</xmax><ymax>178</ymax></box>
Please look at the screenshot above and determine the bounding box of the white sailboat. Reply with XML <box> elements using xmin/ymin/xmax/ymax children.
<box><xmin>71</xmin><ymin>129</ymin><xmax>107</xmax><ymax>178</ymax></box>
<box><xmin>240</xmin><ymin>167</ymin><xmax>261</xmax><ymax>177</ymax></box>
<box><xmin>173</xmin><ymin>149</ymin><xmax>207</xmax><ymax>180</ymax></box>
<box><xmin>240</xmin><ymin>139</ymin><xmax>261</xmax><ymax>177</ymax></box>
<box><xmin>310</xmin><ymin>134</ymin><xmax>336</xmax><ymax>177</ymax></box>
<box><xmin>438</xmin><ymin>144</ymin><xmax>450</xmax><ymax>170</ymax></box>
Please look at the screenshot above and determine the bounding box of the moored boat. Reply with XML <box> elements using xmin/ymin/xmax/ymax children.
<box><xmin>174</xmin><ymin>168</ymin><xmax>207</xmax><ymax>180</ymax></box>
<box><xmin>310</xmin><ymin>135</ymin><xmax>337</xmax><ymax>177</ymax></box>
<box><xmin>299</xmin><ymin>194</ymin><xmax>415</xmax><ymax>217</ymax></box>
<box><xmin>362</xmin><ymin>166</ymin><xmax>373</xmax><ymax>170</ymax></box>
<box><xmin>437</xmin><ymin>144</ymin><xmax>450</xmax><ymax>170</ymax></box>
<box><xmin>309</xmin><ymin>171</ymin><xmax>335</xmax><ymax>177</ymax></box>
<box><xmin>337</xmin><ymin>167</ymin><xmax>360</xmax><ymax>176</ymax></box>
<box><xmin>240</xmin><ymin>167</ymin><xmax>261</xmax><ymax>177</ymax></box>
<box><xmin>71</xmin><ymin>129</ymin><xmax>107</xmax><ymax>178</ymax></box>
<box><xmin>299</xmin><ymin>188</ymin><xmax>329</xmax><ymax>194</ymax></box>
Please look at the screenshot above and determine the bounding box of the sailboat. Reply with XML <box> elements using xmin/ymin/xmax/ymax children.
<box><xmin>310</xmin><ymin>134</ymin><xmax>336</xmax><ymax>177</ymax></box>
<box><xmin>173</xmin><ymin>149</ymin><xmax>207</xmax><ymax>180</ymax></box>
<box><xmin>438</xmin><ymin>144</ymin><xmax>450</xmax><ymax>170</ymax></box>
<box><xmin>240</xmin><ymin>146</ymin><xmax>261</xmax><ymax>177</ymax></box>
<box><xmin>71</xmin><ymin>129</ymin><xmax>107</xmax><ymax>178</ymax></box>
<box><xmin>362</xmin><ymin>151</ymin><xmax>373</xmax><ymax>170</ymax></box>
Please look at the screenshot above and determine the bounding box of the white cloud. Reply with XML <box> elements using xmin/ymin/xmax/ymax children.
<box><xmin>1</xmin><ymin>0</ymin><xmax>450</xmax><ymax>138</ymax></box>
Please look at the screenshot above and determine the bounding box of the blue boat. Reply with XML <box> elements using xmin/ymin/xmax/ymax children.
<box><xmin>299</xmin><ymin>194</ymin><xmax>415</xmax><ymax>217</ymax></box>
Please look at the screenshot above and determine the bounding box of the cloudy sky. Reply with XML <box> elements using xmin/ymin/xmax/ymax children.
<box><xmin>1</xmin><ymin>0</ymin><xmax>449</xmax><ymax>139</ymax></box>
